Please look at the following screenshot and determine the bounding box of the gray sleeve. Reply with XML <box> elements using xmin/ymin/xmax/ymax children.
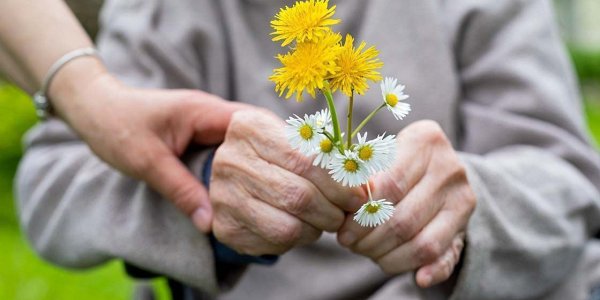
<box><xmin>15</xmin><ymin>0</ymin><xmax>222</xmax><ymax>294</ymax></box>
<box><xmin>442</xmin><ymin>1</ymin><xmax>600</xmax><ymax>299</ymax></box>
<box><xmin>16</xmin><ymin>122</ymin><xmax>218</xmax><ymax>294</ymax></box>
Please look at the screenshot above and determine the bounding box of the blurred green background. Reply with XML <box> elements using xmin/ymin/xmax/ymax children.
<box><xmin>1</xmin><ymin>1</ymin><xmax>600</xmax><ymax>299</ymax></box>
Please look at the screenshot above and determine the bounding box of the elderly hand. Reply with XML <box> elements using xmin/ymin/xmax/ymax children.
<box><xmin>337</xmin><ymin>120</ymin><xmax>476</xmax><ymax>288</ymax></box>
<box><xmin>210</xmin><ymin>109</ymin><xmax>365</xmax><ymax>256</ymax></box>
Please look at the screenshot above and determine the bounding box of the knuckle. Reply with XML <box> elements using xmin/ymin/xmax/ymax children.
<box><xmin>389</xmin><ymin>215</ymin><xmax>418</xmax><ymax>243</ymax></box>
<box><xmin>325</xmin><ymin>211</ymin><xmax>345</xmax><ymax>232</ymax></box>
<box><xmin>443</xmin><ymin>255</ymin><xmax>455</xmax><ymax>278</ymax></box>
<box><xmin>177</xmin><ymin>90</ymin><xmax>205</xmax><ymax>104</ymax></box>
<box><xmin>414</xmin><ymin>120</ymin><xmax>447</xmax><ymax>145</ymax></box>
<box><xmin>170</xmin><ymin>182</ymin><xmax>200</xmax><ymax>213</ymax></box>
<box><xmin>281</xmin><ymin>184</ymin><xmax>313</xmax><ymax>216</ymax></box>
<box><xmin>437</xmin><ymin>263</ymin><xmax>452</xmax><ymax>282</ymax></box>
<box><xmin>300</xmin><ymin>227</ymin><xmax>323</xmax><ymax>245</ymax></box>
<box><xmin>226</xmin><ymin>111</ymin><xmax>254</xmax><ymax>138</ymax></box>
<box><xmin>212</xmin><ymin>146</ymin><xmax>232</xmax><ymax>173</ymax></box>
<box><xmin>209</xmin><ymin>182</ymin><xmax>229</xmax><ymax>211</ymax></box>
<box><xmin>451</xmin><ymin>183</ymin><xmax>477</xmax><ymax>218</ymax></box>
<box><xmin>213</xmin><ymin>214</ymin><xmax>272</xmax><ymax>256</ymax></box>
<box><xmin>454</xmin><ymin>236</ymin><xmax>466</xmax><ymax>255</ymax></box>
<box><xmin>271</xmin><ymin>221</ymin><xmax>303</xmax><ymax>247</ymax></box>
<box><xmin>425</xmin><ymin>129</ymin><xmax>446</xmax><ymax>146</ymax></box>
<box><xmin>442</xmin><ymin>164</ymin><xmax>468</xmax><ymax>191</ymax></box>
<box><xmin>464</xmin><ymin>187</ymin><xmax>477</xmax><ymax>213</ymax></box>
<box><xmin>380</xmin><ymin>173</ymin><xmax>409</xmax><ymax>201</ymax></box>
<box><xmin>284</xmin><ymin>150</ymin><xmax>312</xmax><ymax>175</ymax></box>
<box><xmin>416</xmin><ymin>239</ymin><xmax>443</xmax><ymax>264</ymax></box>
<box><xmin>376</xmin><ymin>258</ymin><xmax>396</xmax><ymax>275</ymax></box>
<box><xmin>212</xmin><ymin>215</ymin><xmax>239</xmax><ymax>247</ymax></box>
<box><xmin>211</xmin><ymin>145</ymin><xmax>247</xmax><ymax>179</ymax></box>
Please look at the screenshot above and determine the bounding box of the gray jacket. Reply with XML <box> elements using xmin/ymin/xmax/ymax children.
<box><xmin>16</xmin><ymin>0</ymin><xmax>600</xmax><ymax>299</ymax></box>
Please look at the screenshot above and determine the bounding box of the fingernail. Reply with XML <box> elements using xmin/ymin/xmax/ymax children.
<box><xmin>192</xmin><ymin>207</ymin><xmax>212</xmax><ymax>233</ymax></box>
<box><xmin>339</xmin><ymin>231</ymin><xmax>357</xmax><ymax>246</ymax></box>
<box><xmin>420</xmin><ymin>273</ymin><xmax>432</xmax><ymax>288</ymax></box>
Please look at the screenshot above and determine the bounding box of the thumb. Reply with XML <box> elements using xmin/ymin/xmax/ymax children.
<box><xmin>142</xmin><ymin>150</ymin><xmax>213</xmax><ymax>232</ymax></box>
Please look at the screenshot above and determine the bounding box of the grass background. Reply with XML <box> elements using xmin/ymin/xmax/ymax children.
<box><xmin>0</xmin><ymin>51</ymin><xmax>599</xmax><ymax>299</ymax></box>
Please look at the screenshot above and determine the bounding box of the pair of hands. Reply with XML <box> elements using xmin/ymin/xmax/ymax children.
<box><xmin>211</xmin><ymin>110</ymin><xmax>477</xmax><ymax>288</ymax></box>
<box><xmin>60</xmin><ymin>71</ymin><xmax>475</xmax><ymax>287</ymax></box>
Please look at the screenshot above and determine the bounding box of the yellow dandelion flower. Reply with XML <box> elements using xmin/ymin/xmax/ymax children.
<box><xmin>269</xmin><ymin>32</ymin><xmax>342</xmax><ymax>101</ymax></box>
<box><xmin>271</xmin><ymin>0</ymin><xmax>341</xmax><ymax>47</ymax></box>
<box><xmin>329</xmin><ymin>34</ymin><xmax>383</xmax><ymax>96</ymax></box>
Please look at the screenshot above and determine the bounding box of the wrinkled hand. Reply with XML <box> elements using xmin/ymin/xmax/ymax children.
<box><xmin>337</xmin><ymin>120</ymin><xmax>476</xmax><ymax>288</ymax></box>
<box><xmin>52</xmin><ymin>72</ymin><xmax>249</xmax><ymax>233</ymax></box>
<box><xmin>211</xmin><ymin>109</ymin><xmax>365</xmax><ymax>256</ymax></box>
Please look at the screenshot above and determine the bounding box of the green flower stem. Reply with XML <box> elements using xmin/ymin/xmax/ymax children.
<box><xmin>347</xmin><ymin>92</ymin><xmax>354</xmax><ymax>149</ymax></box>
<box><xmin>322</xmin><ymin>85</ymin><xmax>343</xmax><ymax>150</ymax></box>
<box><xmin>352</xmin><ymin>103</ymin><xmax>386</xmax><ymax>138</ymax></box>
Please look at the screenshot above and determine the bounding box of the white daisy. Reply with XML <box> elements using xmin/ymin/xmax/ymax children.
<box><xmin>285</xmin><ymin>113</ymin><xmax>320</xmax><ymax>154</ymax></box>
<box><xmin>314</xmin><ymin>108</ymin><xmax>332</xmax><ymax>130</ymax></box>
<box><xmin>313</xmin><ymin>136</ymin><xmax>336</xmax><ymax>168</ymax></box>
<box><xmin>329</xmin><ymin>150</ymin><xmax>370</xmax><ymax>187</ymax></box>
<box><xmin>354</xmin><ymin>199</ymin><xmax>395</xmax><ymax>227</ymax></box>
<box><xmin>311</xmin><ymin>108</ymin><xmax>338</xmax><ymax>168</ymax></box>
<box><xmin>381</xmin><ymin>77</ymin><xmax>411</xmax><ymax>120</ymax></box>
<box><xmin>355</xmin><ymin>132</ymin><xmax>396</xmax><ymax>173</ymax></box>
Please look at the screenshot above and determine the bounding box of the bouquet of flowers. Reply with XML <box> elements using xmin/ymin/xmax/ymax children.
<box><xmin>269</xmin><ymin>0</ymin><xmax>411</xmax><ymax>227</ymax></box>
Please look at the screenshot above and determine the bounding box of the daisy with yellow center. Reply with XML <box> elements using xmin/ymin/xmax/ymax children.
<box><xmin>329</xmin><ymin>34</ymin><xmax>383</xmax><ymax>96</ymax></box>
<box><xmin>354</xmin><ymin>181</ymin><xmax>395</xmax><ymax>227</ymax></box>
<box><xmin>329</xmin><ymin>150</ymin><xmax>370</xmax><ymax>187</ymax></box>
<box><xmin>356</xmin><ymin>132</ymin><xmax>396</xmax><ymax>173</ymax></box>
<box><xmin>270</xmin><ymin>32</ymin><xmax>342</xmax><ymax>101</ymax></box>
<box><xmin>313</xmin><ymin>137</ymin><xmax>335</xmax><ymax>168</ymax></box>
<box><xmin>271</xmin><ymin>0</ymin><xmax>340</xmax><ymax>47</ymax></box>
<box><xmin>314</xmin><ymin>108</ymin><xmax>332</xmax><ymax>129</ymax></box>
<box><xmin>354</xmin><ymin>199</ymin><xmax>395</xmax><ymax>227</ymax></box>
<box><xmin>312</xmin><ymin>108</ymin><xmax>337</xmax><ymax>168</ymax></box>
<box><xmin>381</xmin><ymin>77</ymin><xmax>411</xmax><ymax>120</ymax></box>
<box><xmin>286</xmin><ymin>113</ymin><xmax>321</xmax><ymax>154</ymax></box>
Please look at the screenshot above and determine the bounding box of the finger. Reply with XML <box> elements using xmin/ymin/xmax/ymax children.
<box><xmin>297</xmin><ymin>160</ymin><xmax>366</xmax><ymax>212</ymax></box>
<box><xmin>267</xmin><ymin>133</ymin><xmax>366</xmax><ymax>212</ymax></box>
<box><xmin>231</xmin><ymin>109</ymin><xmax>366</xmax><ymax>212</ymax></box>
<box><xmin>213</xmin><ymin>199</ymin><xmax>305</xmax><ymax>256</ymax></box>
<box><xmin>244</xmin><ymin>196</ymin><xmax>323</xmax><ymax>253</ymax></box>
<box><xmin>141</xmin><ymin>144</ymin><xmax>213</xmax><ymax>232</ymax></box>
<box><xmin>375</xmin><ymin>209</ymin><xmax>464</xmax><ymax>275</ymax></box>
<box><xmin>415</xmin><ymin>233</ymin><xmax>465</xmax><ymax>288</ymax></box>
<box><xmin>215</xmin><ymin>144</ymin><xmax>344</xmax><ymax>232</ymax></box>
<box><xmin>348</xmin><ymin>172</ymin><xmax>447</xmax><ymax>258</ymax></box>
<box><xmin>211</xmin><ymin>178</ymin><xmax>321</xmax><ymax>255</ymax></box>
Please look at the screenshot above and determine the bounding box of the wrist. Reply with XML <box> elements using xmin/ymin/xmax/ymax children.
<box><xmin>47</xmin><ymin>54</ymin><xmax>114</xmax><ymax>122</ymax></box>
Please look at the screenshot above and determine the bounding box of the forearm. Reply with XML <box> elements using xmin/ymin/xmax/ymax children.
<box><xmin>0</xmin><ymin>42</ymin><xmax>32</xmax><ymax>90</ymax></box>
<box><xmin>0</xmin><ymin>0</ymin><xmax>92</xmax><ymax>87</ymax></box>
<box><xmin>0</xmin><ymin>0</ymin><xmax>106</xmax><ymax>121</ymax></box>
